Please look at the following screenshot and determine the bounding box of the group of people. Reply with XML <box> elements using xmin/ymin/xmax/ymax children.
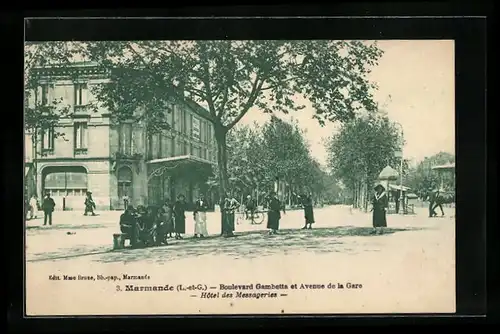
<box><xmin>118</xmin><ymin>194</ymin><xmax>211</xmax><ymax>248</ymax></box>
<box><xmin>25</xmin><ymin>191</ymin><xmax>98</xmax><ymax>226</ymax></box>
<box><xmin>25</xmin><ymin>193</ymin><xmax>55</xmax><ymax>226</ymax></box>
<box><xmin>221</xmin><ymin>190</ymin><xmax>317</xmax><ymax>237</ymax></box>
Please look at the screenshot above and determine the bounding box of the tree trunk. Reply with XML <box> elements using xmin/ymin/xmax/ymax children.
<box><xmin>215</xmin><ymin>124</ymin><xmax>229</xmax><ymax>236</ymax></box>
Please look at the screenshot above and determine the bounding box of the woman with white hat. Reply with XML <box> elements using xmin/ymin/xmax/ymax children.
<box><xmin>371</xmin><ymin>183</ymin><xmax>388</xmax><ymax>233</ymax></box>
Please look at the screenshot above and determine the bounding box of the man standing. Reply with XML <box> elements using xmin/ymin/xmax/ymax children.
<box><xmin>193</xmin><ymin>194</ymin><xmax>209</xmax><ymax>238</ymax></box>
<box><xmin>123</xmin><ymin>193</ymin><xmax>130</xmax><ymax>211</ymax></box>
<box><xmin>42</xmin><ymin>193</ymin><xmax>56</xmax><ymax>226</ymax></box>
<box><xmin>245</xmin><ymin>195</ymin><xmax>257</xmax><ymax>221</ymax></box>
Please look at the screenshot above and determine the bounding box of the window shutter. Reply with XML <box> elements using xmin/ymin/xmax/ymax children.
<box><xmin>83</xmin><ymin>123</ymin><xmax>88</xmax><ymax>149</ymax></box>
<box><xmin>82</xmin><ymin>83</ymin><xmax>88</xmax><ymax>105</ymax></box>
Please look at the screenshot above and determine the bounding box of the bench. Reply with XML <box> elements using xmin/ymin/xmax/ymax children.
<box><xmin>113</xmin><ymin>233</ymin><xmax>131</xmax><ymax>250</ymax></box>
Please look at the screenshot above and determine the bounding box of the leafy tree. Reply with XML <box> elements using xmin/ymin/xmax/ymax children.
<box><xmin>406</xmin><ymin>152</ymin><xmax>455</xmax><ymax>199</ymax></box>
<box><xmin>261</xmin><ymin>116</ymin><xmax>313</xmax><ymax>194</ymax></box>
<box><xmin>326</xmin><ymin>114</ymin><xmax>402</xmax><ymax>210</ymax></box>
<box><xmin>30</xmin><ymin>40</ymin><xmax>383</xmax><ymax>234</ymax></box>
<box><xmin>24</xmin><ymin>42</ymin><xmax>76</xmax><ymax>149</ymax></box>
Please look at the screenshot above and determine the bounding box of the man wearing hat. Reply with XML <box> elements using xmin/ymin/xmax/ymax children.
<box><xmin>84</xmin><ymin>191</ymin><xmax>97</xmax><ymax>216</ymax></box>
<box><xmin>371</xmin><ymin>183</ymin><xmax>388</xmax><ymax>233</ymax></box>
<box><xmin>245</xmin><ymin>194</ymin><xmax>257</xmax><ymax>221</ymax></box>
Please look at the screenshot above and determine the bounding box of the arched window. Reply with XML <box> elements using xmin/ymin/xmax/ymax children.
<box><xmin>43</xmin><ymin>166</ymin><xmax>87</xmax><ymax>197</ymax></box>
<box><xmin>117</xmin><ymin>166</ymin><xmax>133</xmax><ymax>198</ymax></box>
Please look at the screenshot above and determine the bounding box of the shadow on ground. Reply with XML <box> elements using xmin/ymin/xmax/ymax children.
<box><xmin>26</xmin><ymin>223</ymin><xmax>109</xmax><ymax>234</ymax></box>
<box><xmin>94</xmin><ymin>226</ymin><xmax>424</xmax><ymax>264</ymax></box>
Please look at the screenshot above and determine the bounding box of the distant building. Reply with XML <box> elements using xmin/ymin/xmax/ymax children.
<box><xmin>25</xmin><ymin>62</ymin><xmax>217</xmax><ymax>211</ymax></box>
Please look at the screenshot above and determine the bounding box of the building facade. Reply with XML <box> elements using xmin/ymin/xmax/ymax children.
<box><xmin>26</xmin><ymin>62</ymin><xmax>217</xmax><ymax>211</ymax></box>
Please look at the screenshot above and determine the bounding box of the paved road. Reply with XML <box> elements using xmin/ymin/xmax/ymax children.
<box><xmin>25</xmin><ymin>205</ymin><xmax>454</xmax><ymax>262</ymax></box>
<box><xmin>26</xmin><ymin>205</ymin><xmax>456</xmax><ymax>315</ymax></box>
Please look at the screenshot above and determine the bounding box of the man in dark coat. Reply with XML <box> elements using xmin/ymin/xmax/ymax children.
<box><xmin>173</xmin><ymin>194</ymin><xmax>187</xmax><ymax>240</ymax></box>
<box><xmin>119</xmin><ymin>206</ymin><xmax>138</xmax><ymax>248</ymax></box>
<box><xmin>266</xmin><ymin>191</ymin><xmax>285</xmax><ymax>235</ymax></box>
<box><xmin>300</xmin><ymin>193</ymin><xmax>315</xmax><ymax>230</ymax></box>
<box><xmin>42</xmin><ymin>193</ymin><xmax>56</xmax><ymax>226</ymax></box>
<box><xmin>84</xmin><ymin>191</ymin><xmax>97</xmax><ymax>216</ymax></box>
<box><xmin>371</xmin><ymin>183</ymin><xmax>388</xmax><ymax>234</ymax></box>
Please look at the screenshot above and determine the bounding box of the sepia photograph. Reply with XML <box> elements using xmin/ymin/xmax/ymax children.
<box><xmin>24</xmin><ymin>35</ymin><xmax>456</xmax><ymax>315</ymax></box>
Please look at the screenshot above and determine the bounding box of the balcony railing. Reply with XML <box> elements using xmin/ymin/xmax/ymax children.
<box><xmin>74</xmin><ymin>148</ymin><xmax>88</xmax><ymax>156</ymax></box>
<box><xmin>73</xmin><ymin>105</ymin><xmax>88</xmax><ymax>115</ymax></box>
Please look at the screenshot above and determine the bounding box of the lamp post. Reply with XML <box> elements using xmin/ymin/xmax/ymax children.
<box><xmin>394</xmin><ymin>122</ymin><xmax>404</xmax><ymax>214</ymax></box>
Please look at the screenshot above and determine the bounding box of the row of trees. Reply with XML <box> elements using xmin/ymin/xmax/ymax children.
<box><xmin>405</xmin><ymin>152</ymin><xmax>455</xmax><ymax>199</ymax></box>
<box><xmin>210</xmin><ymin>116</ymin><xmax>341</xmax><ymax>206</ymax></box>
<box><xmin>325</xmin><ymin>112</ymin><xmax>406</xmax><ymax>211</ymax></box>
<box><xmin>25</xmin><ymin>40</ymin><xmax>384</xmax><ymax>234</ymax></box>
<box><xmin>25</xmin><ymin>41</ymin><xmax>383</xmax><ymax>202</ymax></box>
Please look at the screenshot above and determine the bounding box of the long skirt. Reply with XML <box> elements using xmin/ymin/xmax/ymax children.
<box><xmin>195</xmin><ymin>212</ymin><xmax>209</xmax><ymax>236</ymax></box>
<box><xmin>163</xmin><ymin>215</ymin><xmax>174</xmax><ymax>233</ymax></box>
<box><xmin>174</xmin><ymin>215</ymin><xmax>186</xmax><ymax>234</ymax></box>
<box><xmin>267</xmin><ymin>211</ymin><xmax>280</xmax><ymax>230</ymax></box>
<box><xmin>372</xmin><ymin>208</ymin><xmax>387</xmax><ymax>228</ymax></box>
<box><xmin>224</xmin><ymin>212</ymin><xmax>235</xmax><ymax>233</ymax></box>
<box><xmin>304</xmin><ymin>206</ymin><xmax>315</xmax><ymax>224</ymax></box>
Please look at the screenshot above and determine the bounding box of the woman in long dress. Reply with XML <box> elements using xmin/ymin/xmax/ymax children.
<box><xmin>173</xmin><ymin>194</ymin><xmax>187</xmax><ymax>240</ymax></box>
<box><xmin>223</xmin><ymin>193</ymin><xmax>239</xmax><ymax>237</ymax></box>
<box><xmin>161</xmin><ymin>199</ymin><xmax>174</xmax><ymax>239</ymax></box>
<box><xmin>372</xmin><ymin>184</ymin><xmax>388</xmax><ymax>234</ymax></box>
<box><xmin>266</xmin><ymin>191</ymin><xmax>285</xmax><ymax>235</ymax></box>
<box><xmin>300</xmin><ymin>193</ymin><xmax>315</xmax><ymax>230</ymax></box>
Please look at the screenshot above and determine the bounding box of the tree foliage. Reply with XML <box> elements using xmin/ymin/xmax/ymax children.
<box><xmin>71</xmin><ymin>40</ymin><xmax>383</xmax><ymax>191</ymax></box>
<box><xmin>326</xmin><ymin>113</ymin><xmax>406</xmax><ymax>211</ymax></box>
<box><xmin>405</xmin><ymin>152</ymin><xmax>455</xmax><ymax>199</ymax></box>
<box><xmin>24</xmin><ymin>42</ymin><xmax>75</xmax><ymax>141</ymax></box>
<box><xmin>26</xmin><ymin>40</ymin><xmax>383</xmax><ymax>231</ymax></box>
<box><xmin>326</xmin><ymin>114</ymin><xmax>402</xmax><ymax>187</ymax></box>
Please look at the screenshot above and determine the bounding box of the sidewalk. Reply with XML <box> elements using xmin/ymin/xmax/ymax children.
<box><xmin>25</xmin><ymin>205</ymin><xmax>454</xmax><ymax>262</ymax></box>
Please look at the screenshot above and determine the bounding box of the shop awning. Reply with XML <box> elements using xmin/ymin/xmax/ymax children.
<box><xmin>146</xmin><ymin>155</ymin><xmax>214</xmax><ymax>179</ymax></box>
<box><xmin>147</xmin><ymin>155</ymin><xmax>214</xmax><ymax>167</ymax></box>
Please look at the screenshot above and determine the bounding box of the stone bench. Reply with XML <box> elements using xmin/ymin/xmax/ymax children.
<box><xmin>113</xmin><ymin>233</ymin><xmax>130</xmax><ymax>250</ymax></box>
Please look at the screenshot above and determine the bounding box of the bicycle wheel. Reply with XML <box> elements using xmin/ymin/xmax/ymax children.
<box><xmin>253</xmin><ymin>212</ymin><xmax>264</xmax><ymax>225</ymax></box>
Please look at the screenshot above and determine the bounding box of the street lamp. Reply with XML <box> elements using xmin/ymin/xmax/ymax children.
<box><xmin>394</xmin><ymin>122</ymin><xmax>404</xmax><ymax>214</ymax></box>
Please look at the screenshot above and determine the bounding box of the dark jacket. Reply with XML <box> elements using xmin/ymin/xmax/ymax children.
<box><xmin>42</xmin><ymin>197</ymin><xmax>56</xmax><ymax>213</ymax></box>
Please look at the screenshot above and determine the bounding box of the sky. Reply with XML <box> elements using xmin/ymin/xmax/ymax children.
<box><xmin>238</xmin><ymin>40</ymin><xmax>455</xmax><ymax>167</ymax></box>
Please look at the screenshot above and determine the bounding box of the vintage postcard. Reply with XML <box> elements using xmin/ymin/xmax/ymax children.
<box><xmin>24</xmin><ymin>37</ymin><xmax>456</xmax><ymax>315</ymax></box>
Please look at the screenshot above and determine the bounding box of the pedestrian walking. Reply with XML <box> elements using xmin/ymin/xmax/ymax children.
<box><xmin>42</xmin><ymin>193</ymin><xmax>55</xmax><ymax>226</ymax></box>
<box><xmin>84</xmin><ymin>191</ymin><xmax>97</xmax><ymax>216</ymax></box>
<box><xmin>173</xmin><ymin>194</ymin><xmax>187</xmax><ymax>240</ymax></box>
<box><xmin>371</xmin><ymin>183</ymin><xmax>388</xmax><ymax>234</ymax></box>
<box><xmin>300</xmin><ymin>193</ymin><xmax>315</xmax><ymax>230</ymax></box>
<box><xmin>193</xmin><ymin>194</ymin><xmax>209</xmax><ymax>238</ymax></box>
<box><xmin>266</xmin><ymin>191</ymin><xmax>285</xmax><ymax>235</ymax></box>
<box><xmin>29</xmin><ymin>195</ymin><xmax>39</xmax><ymax>220</ymax></box>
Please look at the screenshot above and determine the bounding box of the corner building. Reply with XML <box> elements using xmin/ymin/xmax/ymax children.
<box><xmin>26</xmin><ymin>62</ymin><xmax>217</xmax><ymax>211</ymax></box>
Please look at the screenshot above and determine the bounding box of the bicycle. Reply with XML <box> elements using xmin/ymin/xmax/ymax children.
<box><xmin>246</xmin><ymin>209</ymin><xmax>264</xmax><ymax>225</ymax></box>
